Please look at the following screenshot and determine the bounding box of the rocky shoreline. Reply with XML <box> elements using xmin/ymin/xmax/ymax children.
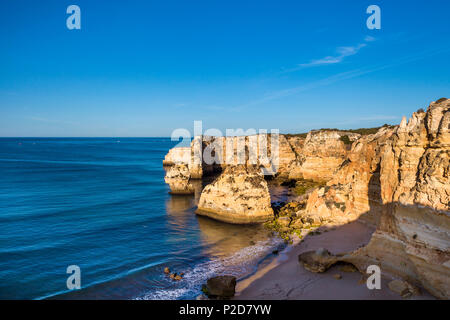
<box><xmin>234</xmin><ymin>220</ymin><xmax>435</xmax><ymax>300</ymax></box>
<box><xmin>163</xmin><ymin>98</ymin><xmax>449</xmax><ymax>299</ymax></box>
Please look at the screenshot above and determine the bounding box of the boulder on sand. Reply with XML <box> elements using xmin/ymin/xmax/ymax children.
<box><xmin>298</xmin><ymin>248</ymin><xmax>338</xmax><ymax>273</ymax></box>
<box><xmin>204</xmin><ymin>275</ymin><xmax>237</xmax><ymax>298</ymax></box>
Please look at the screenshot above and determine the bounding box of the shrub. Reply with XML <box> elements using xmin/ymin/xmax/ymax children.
<box><xmin>339</xmin><ymin>135</ymin><xmax>352</xmax><ymax>145</ymax></box>
<box><xmin>284</xmin><ymin>133</ymin><xmax>308</xmax><ymax>138</ymax></box>
<box><xmin>293</xmin><ymin>179</ymin><xmax>326</xmax><ymax>195</ymax></box>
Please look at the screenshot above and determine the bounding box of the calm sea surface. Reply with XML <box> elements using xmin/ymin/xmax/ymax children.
<box><xmin>0</xmin><ymin>138</ymin><xmax>282</xmax><ymax>299</ymax></box>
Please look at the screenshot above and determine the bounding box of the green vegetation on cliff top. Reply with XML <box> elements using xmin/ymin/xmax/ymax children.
<box><xmin>285</xmin><ymin>124</ymin><xmax>396</xmax><ymax>138</ymax></box>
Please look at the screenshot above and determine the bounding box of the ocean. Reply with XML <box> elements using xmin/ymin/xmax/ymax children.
<box><xmin>0</xmin><ymin>138</ymin><xmax>282</xmax><ymax>300</ymax></box>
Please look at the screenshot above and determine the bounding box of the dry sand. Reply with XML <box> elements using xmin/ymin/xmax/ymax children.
<box><xmin>234</xmin><ymin>221</ymin><xmax>434</xmax><ymax>300</ymax></box>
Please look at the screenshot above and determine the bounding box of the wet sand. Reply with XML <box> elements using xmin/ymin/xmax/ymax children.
<box><xmin>234</xmin><ymin>221</ymin><xmax>435</xmax><ymax>300</ymax></box>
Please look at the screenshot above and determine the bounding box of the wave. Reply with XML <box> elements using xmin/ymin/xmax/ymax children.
<box><xmin>135</xmin><ymin>237</ymin><xmax>284</xmax><ymax>300</ymax></box>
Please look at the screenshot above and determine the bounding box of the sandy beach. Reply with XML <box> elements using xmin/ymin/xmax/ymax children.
<box><xmin>234</xmin><ymin>221</ymin><xmax>435</xmax><ymax>300</ymax></box>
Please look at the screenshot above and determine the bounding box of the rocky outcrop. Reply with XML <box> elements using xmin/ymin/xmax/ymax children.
<box><xmin>388</xmin><ymin>279</ymin><xmax>420</xmax><ymax>298</ymax></box>
<box><xmin>163</xmin><ymin>147</ymin><xmax>191</xmax><ymax>166</ymax></box>
<box><xmin>163</xmin><ymin>131</ymin><xmax>357</xmax><ymax>186</ymax></box>
<box><xmin>164</xmin><ymin>164</ymin><xmax>196</xmax><ymax>194</ymax></box>
<box><xmin>289</xmin><ymin>131</ymin><xmax>360</xmax><ymax>181</ymax></box>
<box><xmin>163</xmin><ymin>136</ymin><xmax>203</xmax><ymax>179</ymax></box>
<box><xmin>196</xmin><ymin>165</ymin><xmax>274</xmax><ymax>224</ymax></box>
<box><xmin>163</xmin><ymin>129</ymin><xmax>376</xmax><ymax>226</ymax></box>
<box><xmin>298</xmin><ymin>248</ymin><xmax>339</xmax><ymax>273</ymax></box>
<box><xmin>304</xmin><ymin>126</ymin><xmax>395</xmax><ymax>225</ymax></box>
<box><xmin>274</xmin><ymin>135</ymin><xmax>302</xmax><ymax>179</ymax></box>
<box><xmin>301</xmin><ymin>98</ymin><xmax>450</xmax><ymax>299</ymax></box>
<box><xmin>346</xmin><ymin>99</ymin><xmax>449</xmax><ymax>299</ymax></box>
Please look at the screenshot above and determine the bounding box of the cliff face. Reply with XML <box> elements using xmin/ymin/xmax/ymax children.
<box><xmin>196</xmin><ymin>165</ymin><xmax>274</xmax><ymax>224</ymax></box>
<box><xmin>163</xmin><ymin>147</ymin><xmax>191</xmax><ymax>166</ymax></box>
<box><xmin>164</xmin><ymin>163</ymin><xmax>195</xmax><ymax>194</ymax></box>
<box><xmin>304</xmin><ymin>127</ymin><xmax>395</xmax><ymax>225</ymax></box>
<box><xmin>163</xmin><ymin>136</ymin><xmax>203</xmax><ymax>179</ymax></box>
<box><xmin>350</xmin><ymin>100</ymin><xmax>449</xmax><ymax>299</ymax></box>
<box><xmin>304</xmin><ymin>99</ymin><xmax>450</xmax><ymax>299</ymax></box>
<box><xmin>381</xmin><ymin>102</ymin><xmax>449</xmax><ymax>210</ymax></box>
<box><xmin>289</xmin><ymin>131</ymin><xmax>360</xmax><ymax>181</ymax></box>
<box><xmin>163</xmin><ymin>131</ymin><xmax>356</xmax><ymax>185</ymax></box>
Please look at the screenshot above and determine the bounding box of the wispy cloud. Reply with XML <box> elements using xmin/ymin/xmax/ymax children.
<box><xmin>282</xmin><ymin>36</ymin><xmax>376</xmax><ymax>73</ymax></box>
<box><xmin>364</xmin><ymin>35</ymin><xmax>376</xmax><ymax>42</ymax></box>
<box><xmin>300</xmin><ymin>43</ymin><xmax>367</xmax><ymax>67</ymax></box>
<box><xmin>235</xmin><ymin>46</ymin><xmax>449</xmax><ymax>111</ymax></box>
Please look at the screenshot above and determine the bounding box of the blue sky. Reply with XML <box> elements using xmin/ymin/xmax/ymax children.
<box><xmin>0</xmin><ymin>0</ymin><xmax>449</xmax><ymax>137</ymax></box>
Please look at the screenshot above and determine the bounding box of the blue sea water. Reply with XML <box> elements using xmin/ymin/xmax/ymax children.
<box><xmin>0</xmin><ymin>138</ymin><xmax>281</xmax><ymax>299</ymax></box>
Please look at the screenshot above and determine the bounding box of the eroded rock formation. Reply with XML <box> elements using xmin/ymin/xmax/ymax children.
<box><xmin>289</xmin><ymin>130</ymin><xmax>360</xmax><ymax>181</ymax></box>
<box><xmin>164</xmin><ymin>163</ymin><xmax>196</xmax><ymax>194</ymax></box>
<box><xmin>163</xmin><ymin>136</ymin><xmax>203</xmax><ymax>179</ymax></box>
<box><xmin>304</xmin><ymin>126</ymin><xmax>395</xmax><ymax>225</ymax></box>
<box><xmin>298</xmin><ymin>248</ymin><xmax>339</xmax><ymax>273</ymax></box>
<box><xmin>196</xmin><ymin>165</ymin><xmax>274</xmax><ymax>224</ymax></box>
<box><xmin>301</xmin><ymin>98</ymin><xmax>450</xmax><ymax>299</ymax></box>
<box><xmin>163</xmin><ymin>130</ymin><xmax>357</xmax><ymax>185</ymax></box>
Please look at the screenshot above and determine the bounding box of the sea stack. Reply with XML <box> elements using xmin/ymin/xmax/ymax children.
<box><xmin>196</xmin><ymin>165</ymin><xmax>274</xmax><ymax>224</ymax></box>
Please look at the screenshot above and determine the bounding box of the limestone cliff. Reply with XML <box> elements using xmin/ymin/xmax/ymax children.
<box><xmin>164</xmin><ymin>163</ymin><xmax>196</xmax><ymax>194</ymax></box>
<box><xmin>162</xmin><ymin>147</ymin><xmax>191</xmax><ymax>166</ymax></box>
<box><xmin>163</xmin><ymin>136</ymin><xmax>203</xmax><ymax>179</ymax></box>
<box><xmin>163</xmin><ymin>131</ymin><xmax>356</xmax><ymax>184</ymax></box>
<box><xmin>288</xmin><ymin>130</ymin><xmax>360</xmax><ymax>181</ymax></box>
<box><xmin>196</xmin><ymin>165</ymin><xmax>274</xmax><ymax>224</ymax></box>
<box><xmin>304</xmin><ymin>126</ymin><xmax>395</xmax><ymax>225</ymax></box>
<box><xmin>303</xmin><ymin>98</ymin><xmax>450</xmax><ymax>299</ymax></box>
